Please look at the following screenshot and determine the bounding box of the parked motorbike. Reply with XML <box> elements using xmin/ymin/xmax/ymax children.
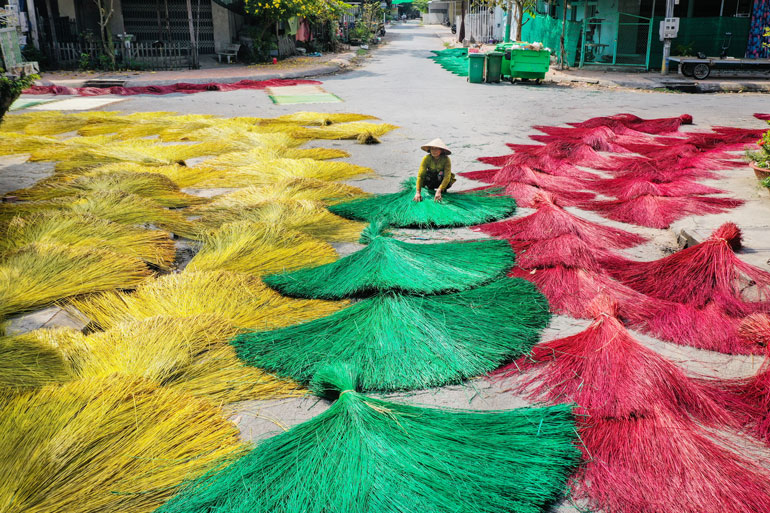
<box><xmin>451</xmin><ymin>23</ymin><xmax>457</xmax><ymax>34</ymax></box>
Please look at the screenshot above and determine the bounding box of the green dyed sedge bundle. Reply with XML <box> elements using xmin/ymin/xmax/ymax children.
<box><xmin>328</xmin><ymin>177</ymin><xmax>516</xmax><ymax>228</ymax></box>
<box><xmin>232</xmin><ymin>277</ymin><xmax>549</xmax><ymax>391</ymax></box>
<box><xmin>157</xmin><ymin>364</ymin><xmax>580</xmax><ymax>513</ymax></box>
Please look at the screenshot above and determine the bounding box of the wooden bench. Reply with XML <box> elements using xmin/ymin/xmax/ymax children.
<box><xmin>216</xmin><ymin>43</ymin><xmax>241</xmax><ymax>64</ymax></box>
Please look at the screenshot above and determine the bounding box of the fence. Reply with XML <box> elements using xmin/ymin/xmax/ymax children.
<box><xmin>48</xmin><ymin>41</ymin><xmax>193</xmax><ymax>70</ymax></box>
<box><xmin>460</xmin><ymin>5</ymin><xmax>504</xmax><ymax>44</ymax></box>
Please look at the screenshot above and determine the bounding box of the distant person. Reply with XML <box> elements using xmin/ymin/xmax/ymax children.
<box><xmin>413</xmin><ymin>138</ymin><xmax>455</xmax><ymax>202</ymax></box>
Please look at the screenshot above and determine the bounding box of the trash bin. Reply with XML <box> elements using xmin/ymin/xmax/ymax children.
<box><xmin>509</xmin><ymin>49</ymin><xmax>550</xmax><ymax>83</ymax></box>
<box><xmin>485</xmin><ymin>51</ymin><xmax>503</xmax><ymax>83</ymax></box>
<box><xmin>467</xmin><ymin>53</ymin><xmax>486</xmax><ymax>83</ymax></box>
<box><xmin>495</xmin><ymin>42</ymin><xmax>525</xmax><ymax>78</ymax></box>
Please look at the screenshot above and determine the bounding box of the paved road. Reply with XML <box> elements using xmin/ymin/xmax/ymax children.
<box><xmin>6</xmin><ymin>22</ymin><xmax>770</xmax><ymax>513</ymax></box>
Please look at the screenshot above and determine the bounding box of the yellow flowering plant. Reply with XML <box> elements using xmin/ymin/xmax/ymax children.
<box><xmin>245</xmin><ymin>0</ymin><xmax>349</xmax><ymax>23</ymax></box>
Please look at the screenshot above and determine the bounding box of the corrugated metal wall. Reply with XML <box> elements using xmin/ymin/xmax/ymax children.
<box><xmin>121</xmin><ymin>0</ymin><xmax>215</xmax><ymax>54</ymax></box>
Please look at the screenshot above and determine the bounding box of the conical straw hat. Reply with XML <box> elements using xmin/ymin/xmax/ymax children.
<box><xmin>421</xmin><ymin>138</ymin><xmax>451</xmax><ymax>155</ymax></box>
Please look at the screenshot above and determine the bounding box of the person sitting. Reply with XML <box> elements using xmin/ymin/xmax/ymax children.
<box><xmin>413</xmin><ymin>138</ymin><xmax>456</xmax><ymax>202</ymax></box>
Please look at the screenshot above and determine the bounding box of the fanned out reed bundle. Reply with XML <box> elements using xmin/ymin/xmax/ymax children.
<box><xmin>475</xmin><ymin>193</ymin><xmax>646</xmax><ymax>249</ymax></box>
<box><xmin>704</xmin><ymin>315</ymin><xmax>770</xmax><ymax>441</ymax></box>
<box><xmin>195</xmin><ymin>200</ymin><xmax>365</xmax><ymax>243</ymax></box>
<box><xmin>263</xmin><ymin>232</ymin><xmax>515</xmax><ymax>299</ymax></box>
<box><xmin>7</xmin><ymin>111</ymin><xmax>104</xmax><ymax>136</ymax></box>
<box><xmin>480</xmin><ymin>182</ymin><xmax>594</xmax><ymax>208</ymax></box>
<box><xmin>289</xmin><ymin>121</ymin><xmax>399</xmax><ymax>144</ymax></box>
<box><xmin>0</xmin><ymin>132</ymin><xmax>59</xmax><ymax>155</ymax></box>
<box><xmin>256</xmin><ymin>111</ymin><xmax>378</xmax><ymax>126</ymax></box>
<box><xmin>33</xmin><ymin>139</ymin><xmax>224</xmax><ymax>173</ymax></box>
<box><xmin>68</xmin><ymin>270</ymin><xmax>345</xmax><ymax>331</ymax></box>
<box><xmin>198</xmin><ymin>145</ymin><xmax>350</xmax><ymax>166</ymax></box>
<box><xmin>603</xmin><ymin>223</ymin><xmax>770</xmax><ymax>314</ymax></box>
<box><xmin>75</xmin><ymin>112</ymin><xmax>215</xmax><ymax>138</ymax></box>
<box><xmin>499</xmin><ymin>298</ymin><xmax>733</xmax><ymax>426</ymax></box>
<box><xmin>577</xmin><ymin>411</ymin><xmax>770</xmax><ymax>513</ymax></box>
<box><xmin>195</xmin><ymin>178</ymin><xmax>367</xmax><ymax>206</ymax></box>
<box><xmin>579</xmin><ymin>194</ymin><xmax>744</xmax><ymax>229</ymax></box>
<box><xmin>161</xmin><ymin>126</ymin><xmax>302</xmax><ymax>149</ymax></box>
<box><xmin>232</xmin><ymin>277</ymin><xmax>549</xmax><ymax>391</ymax></box>
<box><xmin>568</xmin><ymin>113</ymin><xmax>693</xmax><ymax>134</ymax></box>
<box><xmin>478</xmin><ymin>151</ymin><xmax>597</xmax><ymax>180</ymax></box>
<box><xmin>588</xmin><ymin>175</ymin><xmax>727</xmax><ymax>199</ymax></box>
<box><xmin>74</xmin><ymin>315</ymin><xmax>302</xmax><ymax>403</ymax></box>
<box><xmin>156</xmin><ymin>365</ymin><xmax>579</xmax><ymax>513</ymax></box>
<box><xmin>529</xmin><ymin>125</ymin><xmax>640</xmax><ymax>152</ymax></box>
<box><xmin>0</xmin><ymin>111</ymin><xmax>70</xmax><ymax>133</ymax></box>
<box><xmin>24</xmin><ymin>134</ymin><xmax>123</xmax><ymax>162</ymax></box>
<box><xmin>509</xmin><ymin>233</ymin><xmax>619</xmax><ymax>271</ymax></box>
<box><xmin>0</xmin><ymin>376</ymin><xmax>246</xmax><ymax>513</ymax></box>
<box><xmin>329</xmin><ymin>177</ymin><xmax>517</xmax><ymax>228</ymax></box>
<box><xmin>1</xmin><ymin>212</ymin><xmax>176</xmax><ymax>269</ymax></box>
<box><xmin>0</xmin><ymin>333</ymin><xmax>75</xmax><ymax>393</ymax></box>
<box><xmin>84</xmin><ymin>162</ymin><xmax>226</xmax><ymax>188</ymax></box>
<box><xmin>0</xmin><ymin>191</ymin><xmax>197</xmax><ymax>238</ymax></box>
<box><xmin>504</xmin><ymin>141</ymin><xmax>618</xmax><ymax>170</ymax></box>
<box><xmin>0</xmin><ymin>243</ymin><xmax>150</xmax><ymax>319</ymax></box>
<box><xmin>508</xmin><ymin>264</ymin><xmax>662</xmax><ymax>320</ymax></box>
<box><xmin>186</xmin><ymin>222</ymin><xmax>338</xmax><ymax>277</ymax></box>
<box><xmin>191</xmin><ymin>159</ymin><xmax>374</xmax><ymax>188</ymax></box>
<box><xmin>11</xmin><ymin>170</ymin><xmax>208</xmax><ymax>208</ymax></box>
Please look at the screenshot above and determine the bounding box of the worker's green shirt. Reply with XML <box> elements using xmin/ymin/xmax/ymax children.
<box><xmin>416</xmin><ymin>154</ymin><xmax>453</xmax><ymax>191</ymax></box>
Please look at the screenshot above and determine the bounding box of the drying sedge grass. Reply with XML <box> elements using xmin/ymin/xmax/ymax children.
<box><xmin>1</xmin><ymin>212</ymin><xmax>176</xmax><ymax>269</ymax></box>
<box><xmin>26</xmin><ymin>134</ymin><xmax>121</xmax><ymax>162</ymax></box>
<box><xmin>0</xmin><ymin>132</ymin><xmax>60</xmax><ymax>155</ymax></box>
<box><xmin>11</xmin><ymin>170</ymin><xmax>208</xmax><ymax>208</ymax></box>
<box><xmin>289</xmin><ymin>121</ymin><xmax>399</xmax><ymax>144</ymax></box>
<box><xmin>264</xmin><ymin>234</ymin><xmax>515</xmax><ymax>299</ymax></box>
<box><xmin>157</xmin><ymin>365</ymin><xmax>579</xmax><ymax>513</ymax></box>
<box><xmin>77</xmin><ymin>113</ymin><xmax>216</xmax><ymax>139</ymax></box>
<box><xmin>187</xmin><ymin>222</ymin><xmax>338</xmax><ymax>276</ymax></box>
<box><xmin>0</xmin><ymin>376</ymin><xmax>246</xmax><ymax>513</ymax></box>
<box><xmin>192</xmin><ymin>178</ymin><xmax>366</xmax><ymax>207</ymax></box>
<box><xmin>329</xmin><ymin>177</ymin><xmax>517</xmax><ymax>228</ymax></box>
<box><xmin>0</xmin><ymin>333</ymin><xmax>74</xmax><ymax>393</ymax></box>
<box><xmin>233</xmin><ymin>277</ymin><xmax>550</xmax><ymax>391</ymax></box>
<box><xmin>37</xmin><ymin>139</ymin><xmax>226</xmax><ymax>173</ymax></box>
<box><xmin>193</xmin><ymin>158</ymin><xmax>374</xmax><ymax>187</ymax></box>
<box><xmin>84</xmin><ymin>162</ymin><xmax>226</xmax><ymax>188</ymax></box>
<box><xmin>0</xmin><ymin>243</ymin><xmax>150</xmax><ymax>319</ymax></box>
<box><xmin>257</xmin><ymin>111</ymin><xmax>379</xmax><ymax>126</ymax></box>
<box><xmin>0</xmin><ymin>191</ymin><xmax>196</xmax><ymax>237</ymax></box>
<box><xmin>0</xmin><ymin>111</ymin><xmax>69</xmax><ymax>133</ymax></box>
<box><xmin>74</xmin><ymin>315</ymin><xmax>302</xmax><ymax>403</ymax></box>
<box><xmin>68</xmin><ymin>270</ymin><xmax>345</xmax><ymax>331</ymax></box>
<box><xmin>195</xmin><ymin>200</ymin><xmax>365</xmax><ymax>243</ymax></box>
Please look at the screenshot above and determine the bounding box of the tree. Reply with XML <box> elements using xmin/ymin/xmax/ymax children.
<box><xmin>93</xmin><ymin>0</ymin><xmax>117</xmax><ymax>69</ymax></box>
<box><xmin>0</xmin><ymin>70</ymin><xmax>37</xmax><ymax>122</ymax></box>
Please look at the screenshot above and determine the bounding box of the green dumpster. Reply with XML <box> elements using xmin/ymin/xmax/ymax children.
<box><xmin>495</xmin><ymin>41</ymin><xmax>526</xmax><ymax>78</ymax></box>
<box><xmin>508</xmin><ymin>49</ymin><xmax>550</xmax><ymax>82</ymax></box>
<box><xmin>467</xmin><ymin>53</ymin><xmax>486</xmax><ymax>83</ymax></box>
<box><xmin>485</xmin><ymin>51</ymin><xmax>503</xmax><ymax>83</ymax></box>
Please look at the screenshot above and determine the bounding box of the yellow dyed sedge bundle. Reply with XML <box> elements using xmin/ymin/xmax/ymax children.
<box><xmin>195</xmin><ymin>199</ymin><xmax>365</xmax><ymax>243</ymax></box>
<box><xmin>10</xmin><ymin>170</ymin><xmax>208</xmax><ymax>208</ymax></box>
<box><xmin>84</xmin><ymin>162</ymin><xmax>226</xmax><ymax>189</ymax></box>
<box><xmin>193</xmin><ymin>158</ymin><xmax>373</xmax><ymax>188</ymax></box>
<box><xmin>0</xmin><ymin>191</ymin><xmax>196</xmax><ymax>238</ymax></box>
<box><xmin>257</xmin><ymin>111</ymin><xmax>378</xmax><ymax>126</ymax></box>
<box><xmin>0</xmin><ymin>243</ymin><xmax>151</xmax><ymax>319</ymax></box>
<box><xmin>1</xmin><ymin>212</ymin><xmax>176</xmax><ymax>269</ymax></box>
<box><xmin>0</xmin><ymin>376</ymin><xmax>247</xmax><ymax>513</ymax></box>
<box><xmin>187</xmin><ymin>221</ymin><xmax>338</xmax><ymax>276</ymax></box>
<box><xmin>290</xmin><ymin>121</ymin><xmax>399</xmax><ymax>144</ymax></box>
<box><xmin>0</xmin><ymin>332</ymin><xmax>75</xmax><ymax>393</ymax></box>
<box><xmin>74</xmin><ymin>314</ymin><xmax>302</xmax><ymax>402</ymax></box>
<box><xmin>201</xmin><ymin>178</ymin><xmax>367</xmax><ymax>205</ymax></box>
<box><xmin>68</xmin><ymin>269</ymin><xmax>346</xmax><ymax>331</ymax></box>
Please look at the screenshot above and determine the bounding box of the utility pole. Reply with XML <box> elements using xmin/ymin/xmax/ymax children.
<box><xmin>559</xmin><ymin>0</ymin><xmax>567</xmax><ymax>69</ymax></box>
<box><xmin>660</xmin><ymin>0</ymin><xmax>675</xmax><ymax>74</ymax></box>
<box><xmin>504</xmin><ymin>0</ymin><xmax>512</xmax><ymax>42</ymax></box>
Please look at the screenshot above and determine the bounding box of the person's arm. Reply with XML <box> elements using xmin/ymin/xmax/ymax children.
<box><xmin>414</xmin><ymin>155</ymin><xmax>429</xmax><ymax>201</ymax></box>
<box><xmin>416</xmin><ymin>155</ymin><xmax>429</xmax><ymax>190</ymax></box>
<box><xmin>438</xmin><ymin>156</ymin><xmax>452</xmax><ymax>191</ymax></box>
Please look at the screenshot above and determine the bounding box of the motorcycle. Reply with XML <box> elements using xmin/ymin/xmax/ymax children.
<box><xmin>451</xmin><ymin>23</ymin><xmax>457</xmax><ymax>34</ymax></box>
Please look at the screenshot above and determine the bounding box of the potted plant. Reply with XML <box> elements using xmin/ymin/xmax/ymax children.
<box><xmin>747</xmin><ymin>124</ymin><xmax>770</xmax><ymax>181</ymax></box>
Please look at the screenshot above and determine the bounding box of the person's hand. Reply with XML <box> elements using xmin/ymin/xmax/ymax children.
<box><xmin>413</xmin><ymin>192</ymin><xmax>422</xmax><ymax>202</ymax></box>
<box><xmin>434</xmin><ymin>189</ymin><xmax>443</xmax><ymax>202</ymax></box>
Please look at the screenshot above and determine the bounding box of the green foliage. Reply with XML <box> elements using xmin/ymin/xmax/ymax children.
<box><xmin>232</xmin><ymin>277</ymin><xmax>550</xmax><ymax>391</ymax></box>
<box><xmin>244</xmin><ymin>0</ymin><xmax>350</xmax><ymax>23</ymax></box>
<box><xmin>156</xmin><ymin>363</ymin><xmax>579</xmax><ymax>513</ymax></box>
<box><xmin>746</xmin><ymin>124</ymin><xmax>770</xmax><ymax>169</ymax></box>
<box><xmin>673</xmin><ymin>41</ymin><xmax>696</xmax><ymax>56</ymax></box>
<box><xmin>413</xmin><ymin>0</ymin><xmax>430</xmax><ymax>12</ymax></box>
<box><xmin>0</xmin><ymin>70</ymin><xmax>38</xmax><ymax>122</ymax></box>
<box><xmin>761</xmin><ymin>176</ymin><xmax>770</xmax><ymax>188</ymax></box>
<box><xmin>263</xmin><ymin>234</ymin><xmax>516</xmax><ymax>298</ymax></box>
<box><xmin>328</xmin><ymin>177</ymin><xmax>516</xmax><ymax>228</ymax></box>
